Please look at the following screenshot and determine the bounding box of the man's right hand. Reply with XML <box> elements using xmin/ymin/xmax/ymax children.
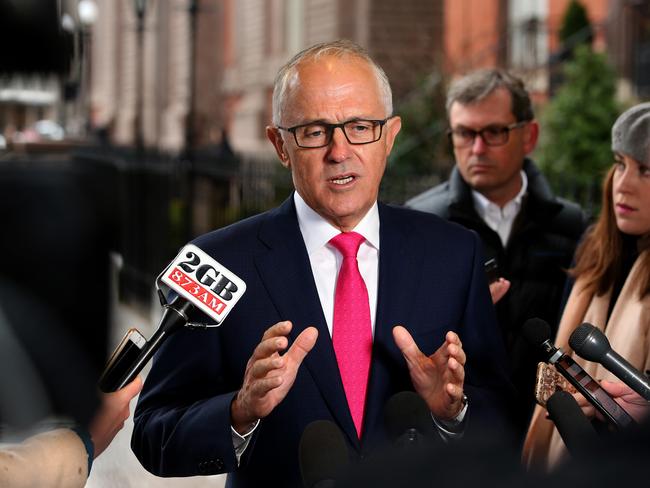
<box><xmin>231</xmin><ymin>321</ymin><xmax>318</xmax><ymax>434</ymax></box>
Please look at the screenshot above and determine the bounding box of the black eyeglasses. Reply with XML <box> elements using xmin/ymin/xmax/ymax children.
<box><xmin>277</xmin><ymin>118</ymin><xmax>391</xmax><ymax>148</ymax></box>
<box><xmin>447</xmin><ymin>121</ymin><xmax>529</xmax><ymax>148</ymax></box>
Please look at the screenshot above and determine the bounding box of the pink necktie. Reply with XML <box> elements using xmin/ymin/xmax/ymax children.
<box><xmin>330</xmin><ymin>231</ymin><xmax>372</xmax><ymax>438</ymax></box>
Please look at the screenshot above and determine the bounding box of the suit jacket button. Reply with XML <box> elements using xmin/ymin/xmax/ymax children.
<box><xmin>215</xmin><ymin>458</ymin><xmax>224</xmax><ymax>470</ymax></box>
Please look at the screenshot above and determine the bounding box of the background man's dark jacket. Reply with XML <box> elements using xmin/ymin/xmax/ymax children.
<box><xmin>406</xmin><ymin>159</ymin><xmax>588</xmax><ymax>439</ymax></box>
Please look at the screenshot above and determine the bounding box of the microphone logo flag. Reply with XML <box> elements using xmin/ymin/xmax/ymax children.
<box><xmin>161</xmin><ymin>244</ymin><xmax>246</xmax><ymax>324</ymax></box>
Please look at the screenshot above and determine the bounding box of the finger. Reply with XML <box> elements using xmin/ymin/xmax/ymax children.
<box><xmin>600</xmin><ymin>380</ymin><xmax>634</xmax><ymax>398</ymax></box>
<box><xmin>252</xmin><ymin>334</ymin><xmax>289</xmax><ymax>361</ymax></box>
<box><xmin>249</xmin><ymin>375</ymin><xmax>284</xmax><ymax>399</ymax></box>
<box><xmin>118</xmin><ymin>375</ymin><xmax>144</xmax><ymax>399</ymax></box>
<box><xmin>447</xmin><ymin>342</ymin><xmax>466</xmax><ymax>367</ymax></box>
<box><xmin>249</xmin><ymin>354</ymin><xmax>285</xmax><ymax>379</ymax></box>
<box><xmin>489</xmin><ymin>279</ymin><xmax>510</xmax><ymax>304</ymax></box>
<box><xmin>447</xmin><ymin>356</ymin><xmax>465</xmax><ymax>385</ymax></box>
<box><xmin>261</xmin><ymin>320</ymin><xmax>292</xmax><ymax>342</ymax></box>
<box><xmin>581</xmin><ymin>404</ymin><xmax>597</xmax><ymax>420</ymax></box>
<box><xmin>445</xmin><ymin>331</ymin><xmax>461</xmax><ymax>349</ymax></box>
<box><xmin>286</xmin><ymin>327</ymin><xmax>318</xmax><ymax>364</ymax></box>
<box><xmin>392</xmin><ymin>325</ymin><xmax>423</xmax><ymax>366</ymax></box>
<box><xmin>489</xmin><ymin>281</ymin><xmax>505</xmax><ymax>303</ymax></box>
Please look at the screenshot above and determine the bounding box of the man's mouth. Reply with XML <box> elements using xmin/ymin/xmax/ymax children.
<box><xmin>330</xmin><ymin>175</ymin><xmax>355</xmax><ymax>185</ymax></box>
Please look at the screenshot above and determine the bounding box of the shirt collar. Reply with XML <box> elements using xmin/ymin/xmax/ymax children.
<box><xmin>472</xmin><ymin>169</ymin><xmax>528</xmax><ymax>217</ymax></box>
<box><xmin>293</xmin><ymin>191</ymin><xmax>380</xmax><ymax>254</ymax></box>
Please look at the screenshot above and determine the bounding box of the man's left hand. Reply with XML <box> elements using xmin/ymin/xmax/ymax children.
<box><xmin>392</xmin><ymin>326</ymin><xmax>466</xmax><ymax>420</ymax></box>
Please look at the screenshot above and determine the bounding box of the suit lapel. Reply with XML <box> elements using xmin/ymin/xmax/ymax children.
<box><xmin>254</xmin><ymin>197</ymin><xmax>360</xmax><ymax>447</ymax></box>
<box><xmin>362</xmin><ymin>204</ymin><xmax>425</xmax><ymax>441</ymax></box>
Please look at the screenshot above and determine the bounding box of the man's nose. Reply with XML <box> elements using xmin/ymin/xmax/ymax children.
<box><xmin>470</xmin><ymin>132</ymin><xmax>488</xmax><ymax>154</ymax></box>
<box><xmin>327</xmin><ymin>126</ymin><xmax>351</xmax><ymax>162</ymax></box>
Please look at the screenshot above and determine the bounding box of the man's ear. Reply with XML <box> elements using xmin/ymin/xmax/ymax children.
<box><xmin>523</xmin><ymin>120</ymin><xmax>539</xmax><ymax>154</ymax></box>
<box><xmin>266</xmin><ymin>126</ymin><xmax>290</xmax><ymax>168</ymax></box>
<box><xmin>384</xmin><ymin>116</ymin><xmax>402</xmax><ymax>156</ymax></box>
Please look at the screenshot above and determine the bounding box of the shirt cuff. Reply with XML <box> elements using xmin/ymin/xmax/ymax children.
<box><xmin>231</xmin><ymin>419</ymin><xmax>260</xmax><ymax>465</ymax></box>
<box><xmin>432</xmin><ymin>395</ymin><xmax>468</xmax><ymax>440</ymax></box>
<box><xmin>70</xmin><ymin>425</ymin><xmax>94</xmax><ymax>474</ymax></box>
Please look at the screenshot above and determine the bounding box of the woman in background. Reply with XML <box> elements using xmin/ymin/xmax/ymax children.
<box><xmin>522</xmin><ymin>102</ymin><xmax>650</xmax><ymax>471</ymax></box>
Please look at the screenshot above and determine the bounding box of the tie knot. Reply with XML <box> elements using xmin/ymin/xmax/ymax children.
<box><xmin>329</xmin><ymin>232</ymin><xmax>365</xmax><ymax>258</ymax></box>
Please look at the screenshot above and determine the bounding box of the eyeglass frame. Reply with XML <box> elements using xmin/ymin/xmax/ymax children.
<box><xmin>276</xmin><ymin>117</ymin><xmax>392</xmax><ymax>149</ymax></box>
<box><xmin>447</xmin><ymin>120</ymin><xmax>530</xmax><ymax>148</ymax></box>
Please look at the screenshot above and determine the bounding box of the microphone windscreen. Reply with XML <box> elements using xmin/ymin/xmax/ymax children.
<box><xmin>383</xmin><ymin>391</ymin><xmax>432</xmax><ymax>442</ymax></box>
<box><xmin>299</xmin><ymin>420</ymin><xmax>348</xmax><ymax>488</ymax></box>
<box><xmin>546</xmin><ymin>390</ymin><xmax>599</xmax><ymax>458</ymax></box>
<box><xmin>522</xmin><ymin>318</ymin><xmax>551</xmax><ymax>347</ymax></box>
<box><xmin>569</xmin><ymin>323</ymin><xmax>609</xmax><ymax>362</ymax></box>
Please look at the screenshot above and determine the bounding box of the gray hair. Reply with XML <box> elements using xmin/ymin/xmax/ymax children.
<box><xmin>271</xmin><ymin>39</ymin><xmax>393</xmax><ymax>125</ymax></box>
<box><xmin>446</xmin><ymin>69</ymin><xmax>534</xmax><ymax>122</ymax></box>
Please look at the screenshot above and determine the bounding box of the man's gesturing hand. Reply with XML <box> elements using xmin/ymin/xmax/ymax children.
<box><xmin>231</xmin><ymin>321</ymin><xmax>318</xmax><ymax>434</ymax></box>
<box><xmin>393</xmin><ymin>326</ymin><xmax>466</xmax><ymax>420</ymax></box>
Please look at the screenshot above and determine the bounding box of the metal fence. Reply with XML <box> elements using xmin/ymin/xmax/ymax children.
<box><xmin>70</xmin><ymin>145</ymin><xmax>600</xmax><ymax>308</ymax></box>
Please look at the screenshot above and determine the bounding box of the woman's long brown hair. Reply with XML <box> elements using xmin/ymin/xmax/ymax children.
<box><xmin>570</xmin><ymin>166</ymin><xmax>650</xmax><ymax>298</ymax></box>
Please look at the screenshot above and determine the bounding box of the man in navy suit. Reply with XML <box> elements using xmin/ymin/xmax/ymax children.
<box><xmin>132</xmin><ymin>40</ymin><xmax>513</xmax><ymax>487</ymax></box>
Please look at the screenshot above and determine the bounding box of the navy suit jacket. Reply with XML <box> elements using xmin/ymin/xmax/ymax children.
<box><xmin>132</xmin><ymin>196</ymin><xmax>513</xmax><ymax>487</ymax></box>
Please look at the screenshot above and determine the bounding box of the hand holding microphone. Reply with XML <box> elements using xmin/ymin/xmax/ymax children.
<box><xmin>523</xmin><ymin>318</ymin><xmax>634</xmax><ymax>429</ymax></box>
<box><xmin>567</xmin><ymin>323</ymin><xmax>650</xmax><ymax>423</ymax></box>
<box><xmin>598</xmin><ymin>381</ymin><xmax>650</xmax><ymax>423</ymax></box>
<box><xmin>99</xmin><ymin>244</ymin><xmax>247</xmax><ymax>392</ymax></box>
<box><xmin>571</xmin><ymin>380</ymin><xmax>650</xmax><ymax>424</ymax></box>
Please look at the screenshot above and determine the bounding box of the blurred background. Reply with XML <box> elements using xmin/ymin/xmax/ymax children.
<box><xmin>0</xmin><ymin>1</ymin><xmax>648</xmax><ymax>486</ymax></box>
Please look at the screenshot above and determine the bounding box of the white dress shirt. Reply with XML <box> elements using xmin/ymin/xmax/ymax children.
<box><xmin>472</xmin><ymin>170</ymin><xmax>528</xmax><ymax>247</ymax></box>
<box><xmin>294</xmin><ymin>192</ymin><xmax>380</xmax><ymax>335</ymax></box>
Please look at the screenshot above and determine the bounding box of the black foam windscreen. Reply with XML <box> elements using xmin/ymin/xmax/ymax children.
<box><xmin>299</xmin><ymin>420</ymin><xmax>349</xmax><ymax>488</ymax></box>
<box><xmin>569</xmin><ymin>323</ymin><xmax>609</xmax><ymax>362</ymax></box>
<box><xmin>383</xmin><ymin>391</ymin><xmax>433</xmax><ymax>442</ymax></box>
<box><xmin>546</xmin><ymin>390</ymin><xmax>599</xmax><ymax>458</ymax></box>
<box><xmin>522</xmin><ymin>317</ymin><xmax>552</xmax><ymax>347</ymax></box>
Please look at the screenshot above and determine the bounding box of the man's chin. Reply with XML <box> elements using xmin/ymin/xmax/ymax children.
<box><xmin>467</xmin><ymin>175</ymin><xmax>496</xmax><ymax>191</ymax></box>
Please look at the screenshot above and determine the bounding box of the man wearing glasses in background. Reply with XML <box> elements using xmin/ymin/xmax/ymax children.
<box><xmin>407</xmin><ymin>69</ymin><xmax>587</xmax><ymax>442</ymax></box>
<box><xmin>133</xmin><ymin>41</ymin><xmax>513</xmax><ymax>487</ymax></box>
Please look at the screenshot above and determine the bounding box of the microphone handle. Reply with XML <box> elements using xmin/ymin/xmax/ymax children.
<box><xmin>116</xmin><ymin>300</ymin><xmax>190</xmax><ymax>389</ymax></box>
<box><xmin>552</xmin><ymin>353</ymin><xmax>635</xmax><ymax>429</ymax></box>
<box><xmin>603</xmin><ymin>350</ymin><xmax>650</xmax><ymax>401</ymax></box>
<box><xmin>116</xmin><ymin>327</ymin><xmax>170</xmax><ymax>390</ymax></box>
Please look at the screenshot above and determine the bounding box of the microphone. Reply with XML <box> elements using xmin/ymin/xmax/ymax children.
<box><xmin>299</xmin><ymin>420</ymin><xmax>349</xmax><ymax>488</ymax></box>
<box><xmin>99</xmin><ymin>244</ymin><xmax>246</xmax><ymax>392</ymax></box>
<box><xmin>546</xmin><ymin>390</ymin><xmax>600</xmax><ymax>460</ymax></box>
<box><xmin>383</xmin><ymin>391</ymin><xmax>435</xmax><ymax>448</ymax></box>
<box><xmin>570</xmin><ymin>322</ymin><xmax>650</xmax><ymax>401</ymax></box>
<box><xmin>523</xmin><ymin>318</ymin><xmax>634</xmax><ymax>429</ymax></box>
